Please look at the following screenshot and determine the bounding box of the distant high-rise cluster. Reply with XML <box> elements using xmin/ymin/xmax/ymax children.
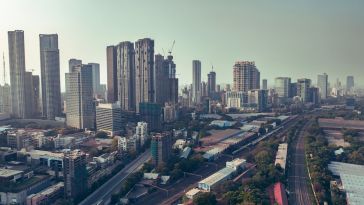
<box><xmin>106</xmin><ymin>38</ymin><xmax>178</xmax><ymax>117</ymax></box>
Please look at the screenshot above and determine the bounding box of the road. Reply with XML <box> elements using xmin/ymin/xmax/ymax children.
<box><xmin>287</xmin><ymin>119</ymin><xmax>313</xmax><ymax>205</ymax></box>
<box><xmin>79</xmin><ymin>150</ymin><xmax>151</xmax><ymax>205</ymax></box>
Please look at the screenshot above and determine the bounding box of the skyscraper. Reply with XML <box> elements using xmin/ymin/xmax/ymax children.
<box><xmin>24</xmin><ymin>72</ymin><xmax>34</xmax><ymax>117</ymax></box>
<box><xmin>65</xmin><ymin>64</ymin><xmax>95</xmax><ymax>129</ymax></box>
<box><xmin>317</xmin><ymin>73</ymin><xmax>328</xmax><ymax>99</ymax></box>
<box><xmin>40</xmin><ymin>34</ymin><xmax>61</xmax><ymax>119</ymax></box>
<box><xmin>106</xmin><ymin>46</ymin><xmax>118</xmax><ymax>103</ymax></box>
<box><xmin>207</xmin><ymin>71</ymin><xmax>216</xmax><ymax>98</ymax></box>
<box><xmin>274</xmin><ymin>77</ymin><xmax>291</xmax><ymax>99</ymax></box>
<box><xmin>192</xmin><ymin>60</ymin><xmax>201</xmax><ymax>103</ymax></box>
<box><xmin>0</xmin><ymin>84</ymin><xmax>11</xmax><ymax>114</ymax></box>
<box><xmin>155</xmin><ymin>54</ymin><xmax>178</xmax><ymax>105</ymax></box>
<box><xmin>68</xmin><ymin>58</ymin><xmax>82</xmax><ymax>73</ymax></box>
<box><xmin>32</xmin><ymin>75</ymin><xmax>41</xmax><ymax>115</ymax></box>
<box><xmin>63</xmin><ymin>150</ymin><xmax>88</xmax><ymax>201</ymax></box>
<box><xmin>115</xmin><ymin>42</ymin><xmax>135</xmax><ymax>111</ymax></box>
<box><xmin>8</xmin><ymin>30</ymin><xmax>26</xmax><ymax>118</ymax></box>
<box><xmin>233</xmin><ymin>61</ymin><xmax>260</xmax><ymax>92</ymax></box>
<box><xmin>135</xmin><ymin>38</ymin><xmax>154</xmax><ymax>113</ymax></box>
<box><xmin>297</xmin><ymin>78</ymin><xmax>312</xmax><ymax>103</ymax></box>
<box><xmin>262</xmin><ymin>79</ymin><xmax>268</xmax><ymax>90</ymax></box>
<box><xmin>165</xmin><ymin>55</ymin><xmax>178</xmax><ymax>105</ymax></box>
<box><xmin>155</xmin><ymin>54</ymin><xmax>167</xmax><ymax>105</ymax></box>
<box><xmin>346</xmin><ymin>76</ymin><xmax>354</xmax><ymax>92</ymax></box>
<box><xmin>88</xmin><ymin>63</ymin><xmax>100</xmax><ymax>97</ymax></box>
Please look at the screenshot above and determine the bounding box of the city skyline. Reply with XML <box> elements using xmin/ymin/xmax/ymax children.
<box><xmin>0</xmin><ymin>0</ymin><xmax>363</xmax><ymax>91</ymax></box>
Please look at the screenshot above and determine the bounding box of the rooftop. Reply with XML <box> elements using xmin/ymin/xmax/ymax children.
<box><xmin>319</xmin><ymin>118</ymin><xmax>364</xmax><ymax>131</ymax></box>
<box><xmin>328</xmin><ymin>162</ymin><xmax>364</xmax><ymax>205</ymax></box>
<box><xmin>275</xmin><ymin>143</ymin><xmax>288</xmax><ymax>170</ymax></box>
<box><xmin>202</xmin><ymin>129</ymin><xmax>244</xmax><ymax>146</ymax></box>
<box><xmin>199</xmin><ymin>167</ymin><xmax>234</xmax><ymax>186</ymax></box>
<box><xmin>0</xmin><ymin>168</ymin><xmax>23</xmax><ymax>178</ymax></box>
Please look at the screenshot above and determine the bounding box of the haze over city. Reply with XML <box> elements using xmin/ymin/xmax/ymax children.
<box><xmin>0</xmin><ymin>0</ymin><xmax>363</xmax><ymax>90</ymax></box>
<box><xmin>1</xmin><ymin>1</ymin><xmax>364</xmax><ymax>205</ymax></box>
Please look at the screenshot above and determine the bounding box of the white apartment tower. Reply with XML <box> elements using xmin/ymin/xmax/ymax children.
<box><xmin>8</xmin><ymin>30</ymin><xmax>27</xmax><ymax>118</ymax></box>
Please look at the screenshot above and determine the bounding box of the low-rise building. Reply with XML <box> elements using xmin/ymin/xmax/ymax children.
<box><xmin>96</xmin><ymin>103</ymin><xmax>123</xmax><ymax>136</ymax></box>
<box><xmin>0</xmin><ymin>175</ymin><xmax>52</xmax><ymax>205</ymax></box>
<box><xmin>328</xmin><ymin>161</ymin><xmax>364</xmax><ymax>205</ymax></box>
<box><xmin>197</xmin><ymin>158</ymin><xmax>245</xmax><ymax>192</ymax></box>
<box><xmin>275</xmin><ymin>143</ymin><xmax>288</xmax><ymax>171</ymax></box>
<box><xmin>26</xmin><ymin>182</ymin><xmax>64</xmax><ymax>205</ymax></box>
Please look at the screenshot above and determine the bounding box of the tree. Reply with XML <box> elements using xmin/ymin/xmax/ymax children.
<box><xmin>193</xmin><ymin>192</ymin><xmax>217</xmax><ymax>205</ymax></box>
<box><xmin>254</xmin><ymin>150</ymin><xmax>271</xmax><ymax>168</ymax></box>
<box><xmin>258</xmin><ymin>127</ymin><xmax>266</xmax><ymax>135</ymax></box>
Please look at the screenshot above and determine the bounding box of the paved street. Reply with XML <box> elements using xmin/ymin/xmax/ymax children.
<box><xmin>287</xmin><ymin>120</ymin><xmax>313</xmax><ymax>205</ymax></box>
<box><xmin>79</xmin><ymin>150</ymin><xmax>151</xmax><ymax>205</ymax></box>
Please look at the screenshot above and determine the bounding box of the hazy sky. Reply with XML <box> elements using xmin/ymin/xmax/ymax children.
<box><xmin>0</xmin><ymin>0</ymin><xmax>363</xmax><ymax>91</ymax></box>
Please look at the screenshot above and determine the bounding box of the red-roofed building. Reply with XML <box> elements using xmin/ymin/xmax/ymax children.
<box><xmin>273</xmin><ymin>182</ymin><xmax>288</xmax><ymax>205</ymax></box>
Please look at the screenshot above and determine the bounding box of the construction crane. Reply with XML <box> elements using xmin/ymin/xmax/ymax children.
<box><xmin>168</xmin><ymin>40</ymin><xmax>175</xmax><ymax>55</ymax></box>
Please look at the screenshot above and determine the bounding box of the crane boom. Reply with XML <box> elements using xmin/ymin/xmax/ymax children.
<box><xmin>168</xmin><ymin>40</ymin><xmax>175</xmax><ymax>55</ymax></box>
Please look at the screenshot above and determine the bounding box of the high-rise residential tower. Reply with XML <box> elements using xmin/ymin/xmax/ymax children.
<box><xmin>0</xmin><ymin>84</ymin><xmax>11</xmax><ymax>114</ymax></box>
<box><xmin>32</xmin><ymin>75</ymin><xmax>41</xmax><ymax>114</ymax></box>
<box><xmin>317</xmin><ymin>73</ymin><xmax>328</xmax><ymax>99</ymax></box>
<box><xmin>192</xmin><ymin>60</ymin><xmax>201</xmax><ymax>104</ymax></box>
<box><xmin>65</xmin><ymin>64</ymin><xmax>95</xmax><ymax>129</ymax></box>
<box><xmin>106</xmin><ymin>46</ymin><xmax>118</xmax><ymax>103</ymax></box>
<box><xmin>151</xmin><ymin>133</ymin><xmax>172</xmax><ymax>167</ymax></box>
<box><xmin>207</xmin><ymin>71</ymin><xmax>216</xmax><ymax>98</ymax></box>
<box><xmin>40</xmin><ymin>34</ymin><xmax>61</xmax><ymax>119</ymax></box>
<box><xmin>233</xmin><ymin>61</ymin><xmax>260</xmax><ymax>92</ymax></box>
<box><xmin>8</xmin><ymin>30</ymin><xmax>26</xmax><ymax>118</ymax></box>
<box><xmin>297</xmin><ymin>78</ymin><xmax>312</xmax><ymax>103</ymax></box>
<box><xmin>116</xmin><ymin>42</ymin><xmax>135</xmax><ymax>111</ymax></box>
<box><xmin>155</xmin><ymin>54</ymin><xmax>178</xmax><ymax>105</ymax></box>
<box><xmin>155</xmin><ymin>54</ymin><xmax>167</xmax><ymax>105</ymax></box>
<box><xmin>135</xmin><ymin>38</ymin><xmax>155</xmax><ymax>113</ymax></box>
<box><xmin>63</xmin><ymin>150</ymin><xmax>88</xmax><ymax>201</ymax></box>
